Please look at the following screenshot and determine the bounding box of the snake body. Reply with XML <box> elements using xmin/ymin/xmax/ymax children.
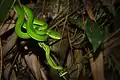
<box><xmin>23</xmin><ymin>5</ymin><xmax>48</xmax><ymax>41</ymax></box>
<box><xmin>38</xmin><ymin>42</ymin><xmax>63</xmax><ymax>70</ymax></box>
<box><xmin>14</xmin><ymin>5</ymin><xmax>63</xmax><ymax>70</ymax></box>
<box><xmin>14</xmin><ymin>5</ymin><xmax>30</xmax><ymax>39</ymax></box>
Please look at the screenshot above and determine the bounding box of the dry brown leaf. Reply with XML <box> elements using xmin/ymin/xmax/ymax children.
<box><xmin>3</xmin><ymin>32</ymin><xmax>17</xmax><ymax>56</ymax></box>
<box><xmin>0</xmin><ymin>10</ymin><xmax>16</xmax><ymax>36</ymax></box>
<box><xmin>0</xmin><ymin>22</ymin><xmax>15</xmax><ymax>36</ymax></box>
<box><xmin>4</xmin><ymin>63</ymin><xmax>11</xmax><ymax>80</ymax></box>
<box><xmin>3</xmin><ymin>63</ymin><xmax>17</xmax><ymax>80</ymax></box>
<box><xmin>25</xmin><ymin>54</ymin><xmax>42</xmax><ymax>80</ymax></box>
<box><xmin>66</xmin><ymin>49</ymin><xmax>84</xmax><ymax>79</ymax></box>
<box><xmin>83</xmin><ymin>0</ymin><xmax>95</xmax><ymax>21</ymax></box>
<box><xmin>89</xmin><ymin>52</ymin><xmax>105</xmax><ymax>80</ymax></box>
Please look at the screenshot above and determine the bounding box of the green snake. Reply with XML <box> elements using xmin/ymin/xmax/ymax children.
<box><xmin>14</xmin><ymin>5</ymin><xmax>66</xmax><ymax>71</ymax></box>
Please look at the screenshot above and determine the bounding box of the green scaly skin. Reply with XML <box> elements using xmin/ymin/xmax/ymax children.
<box><xmin>22</xmin><ymin>5</ymin><xmax>48</xmax><ymax>41</ymax></box>
<box><xmin>14</xmin><ymin>5</ymin><xmax>30</xmax><ymax>39</ymax></box>
<box><xmin>38</xmin><ymin>42</ymin><xmax>63</xmax><ymax>70</ymax></box>
<box><xmin>14</xmin><ymin>5</ymin><xmax>65</xmax><ymax>72</ymax></box>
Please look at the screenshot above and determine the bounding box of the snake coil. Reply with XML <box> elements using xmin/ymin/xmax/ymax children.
<box><xmin>14</xmin><ymin>5</ymin><xmax>66</xmax><ymax>72</ymax></box>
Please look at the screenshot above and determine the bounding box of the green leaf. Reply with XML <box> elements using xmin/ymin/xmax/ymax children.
<box><xmin>0</xmin><ymin>0</ymin><xmax>16</xmax><ymax>23</ymax></box>
<box><xmin>85</xmin><ymin>18</ymin><xmax>104</xmax><ymax>53</ymax></box>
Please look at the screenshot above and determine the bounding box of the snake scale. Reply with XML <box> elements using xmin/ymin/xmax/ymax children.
<box><xmin>14</xmin><ymin>4</ymin><xmax>65</xmax><ymax>71</ymax></box>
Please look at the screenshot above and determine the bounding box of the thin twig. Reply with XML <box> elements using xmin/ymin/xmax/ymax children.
<box><xmin>50</xmin><ymin>9</ymin><xmax>77</xmax><ymax>29</ymax></box>
<box><xmin>8</xmin><ymin>52</ymin><xmax>19</xmax><ymax>79</ymax></box>
<box><xmin>41</xmin><ymin>0</ymin><xmax>46</xmax><ymax>16</ymax></box>
<box><xmin>49</xmin><ymin>4</ymin><xmax>69</xmax><ymax>26</ymax></box>
<box><xmin>104</xmin><ymin>27</ymin><xmax>120</xmax><ymax>43</ymax></box>
<box><xmin>57</xmin><ymin>0</ymin><xmax>60</xmax><ymax>13</ymax></box>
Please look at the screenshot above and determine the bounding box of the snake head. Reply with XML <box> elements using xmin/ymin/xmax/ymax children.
<box><xmin>47</xmin><ymin>29</ymin><xmax>62</xmax><ymax>40</ymax></box>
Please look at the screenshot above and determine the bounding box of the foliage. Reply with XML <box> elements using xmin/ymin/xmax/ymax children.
<box><xmin>1</xmin><ymin>0</ymin><xmax>120</xmax><ymax>80</ymax></box>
